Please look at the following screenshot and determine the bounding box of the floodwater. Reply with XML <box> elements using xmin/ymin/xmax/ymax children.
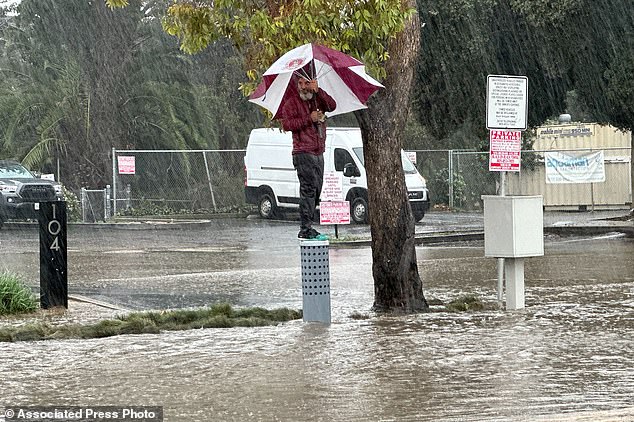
<box><xmin>1</xmin><ymin>217</ymin><xmax>633</xmax><ymax>421</ymax></box>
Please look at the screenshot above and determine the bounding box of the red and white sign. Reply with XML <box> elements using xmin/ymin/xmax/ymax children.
<box><xmin>118</xmin><ymin>156</ymin><xmax>136</xmax><ymax>175</ymax></box>
<box><xmin>319</xmin><ymin>201</ymin><xmax>350</xmax><ymax>225</ymax></box>
<box><xmin>320</xmin><ymin>172</ymin><xmax>343</xmax><ymax>201</ymax></box>
<box><xmin>489</xmin><ymin>130</ymin><xmax>521</xmax><ymax>172</ymax></box>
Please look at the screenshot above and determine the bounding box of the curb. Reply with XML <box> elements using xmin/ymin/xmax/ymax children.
<box><xmin>331</xmin><ymin>231</ymin><xmax>485</xmax><ymax>248</ymax></box>
<box><xmin>68</xmin><ymin>294</ymin><xmax>128</xmax><ymax>311</ymax></box>
<box><xmin>330</xmin><ymin>224</ymin><xmax>633</xmax><ymax>248</ymax></box>
<box><xmin>2</xmin><ymin>219</ymin><xmax>214</xmax><ymax>231</ymax></box>
<box><xmin>545</xmin><ymin>225</ymin><xmax>634</xmax><ymax>237</ymax></box>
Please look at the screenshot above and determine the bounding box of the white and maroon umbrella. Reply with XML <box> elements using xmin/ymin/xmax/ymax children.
<box><xmin>249</xmin><ymin>43</ymin><xmax>384</xmax><ymax>119</ymax></box>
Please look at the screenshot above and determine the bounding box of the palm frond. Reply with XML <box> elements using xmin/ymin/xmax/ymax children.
<box><xmin>22</xmin><ymin>137</ymin><xmax>66</xmax><ymax>170</ymax></box>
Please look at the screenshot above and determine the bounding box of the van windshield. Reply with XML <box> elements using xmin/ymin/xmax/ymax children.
<box><xmin>353</xmin><ymin>147</ymin><xmax>364</xmax><ymax>165</ymax></box>
<box><xmin>352</xmin><ymin>147</ymin><xmax>418</xmax><ymax>174</ymax></box>
<box><xmin>400</xmin><ymin>151</ymin><xmax>418</xmax><ymax>174</ymax></box>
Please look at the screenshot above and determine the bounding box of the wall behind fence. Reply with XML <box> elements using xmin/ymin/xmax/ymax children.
<box><xmin>506</xmin><ymin>148</ymin><xmax>631</xmax><ymax>210</ymax></box>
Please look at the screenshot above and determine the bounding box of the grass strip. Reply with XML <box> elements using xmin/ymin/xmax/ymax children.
<box><xmin>0</xmin><ymin>271</ymin><xmax>38</xmax><ymax>315</ymax></box>
<box><xmin>444</xmin><ymin>294</ymin><xmax>489</xmax><ymax>312</ymax></box>
<box><xmin>0</xmin><ymin>303</ymin><xmax>301</xmax><ymax>343</ymax></box>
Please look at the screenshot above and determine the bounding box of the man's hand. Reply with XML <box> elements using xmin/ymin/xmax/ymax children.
<box><xmin>308</xmin><ymin>79</ymin><xmax>319</xmax><ymax>93</ymax></box>
<box><xmin>310</xmin><ymin>110</ymin><xmax>325</xmax><ymax>122</ymax></box>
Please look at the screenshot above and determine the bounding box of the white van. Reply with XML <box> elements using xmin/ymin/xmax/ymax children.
<box><xmin>244</xmin><ymin>127</ymin><xmax>430</xmax><ymax>223</ymax></box>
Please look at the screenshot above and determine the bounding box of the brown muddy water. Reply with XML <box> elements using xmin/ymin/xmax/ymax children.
<box><xmin>0</xmin><ymin>222</ymin><xmax>633</xmax><ymax>421</ymax></box>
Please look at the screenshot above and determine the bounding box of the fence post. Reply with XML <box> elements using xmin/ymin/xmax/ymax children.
<box><xmin>448</xmin><ymin>150</ymin><xmax>454</xmax><ymax>209</ymax></box>
<box><xmin>80</xmin><ymin>188</ymin><xmax>87</xmax><ymax>223</ymax></box>
<box><xmin>112</xmin><ymin>147</ymin><xmax>117</xmax><ymax>217</ymax></box>
<box><xmin>105</xmin><ymin>185</ymin><xmax>112</xmax><ymax>221</ymax></box>
<box><xmin>202</xmin><ymin>151</ymin><xmax>218</xmax><ymax>212</ymax></box>
<box><xmin>125</xmin><ymin>184</ymin><xmax>132</xmax><ymax>210</ymax></box>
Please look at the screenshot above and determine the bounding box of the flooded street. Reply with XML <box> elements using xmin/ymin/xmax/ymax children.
<box><xmin>1</xmin><ymin>217</ymin><xmax>633</xmax><ymax>421</ymax></box>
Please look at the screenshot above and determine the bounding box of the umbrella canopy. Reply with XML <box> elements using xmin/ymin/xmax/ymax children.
<box><xmin>249</xmin><ymin>43</ymin><xmax>384</xmax><ymax>119</ymax></box>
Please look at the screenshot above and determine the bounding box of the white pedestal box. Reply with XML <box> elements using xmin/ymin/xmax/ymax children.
<box><xmin>482</xmin><ymin>195</ymin><xmax>544</xmax><ymax>258</ymax></box>
<box><xmin>482</xmin><ymin>195</ymin><xmax>544</xmax><ymax>311</ymax></box>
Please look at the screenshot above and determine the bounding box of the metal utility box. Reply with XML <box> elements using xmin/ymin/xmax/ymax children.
<box><xmin>299</xmin><ymin>239</ymin><xmax>331</xmax><ymax>324</ymax></box>
<box><xmin>483</xmin><ymin>195</ymin><xmax>544</xmax><ymax>258</ymax></box>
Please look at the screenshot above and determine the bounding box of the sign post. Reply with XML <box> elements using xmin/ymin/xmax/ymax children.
<box><xmin>485</xmin><ymin>74</ymin><xmax>531</xmax><ymax>310</ymax></box>
<box><xmin>38</xmin><ymin>201</ymin><xmax>68</xmax><ymax>309</ymax></box>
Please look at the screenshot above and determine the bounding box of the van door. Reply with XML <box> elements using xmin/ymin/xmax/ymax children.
<box><xmin>333</xmin><ymin>147</ymin><xmax>360</xmax><ymax>194</ymax></box>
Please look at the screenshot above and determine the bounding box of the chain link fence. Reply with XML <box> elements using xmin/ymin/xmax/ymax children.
<box><xmin>108</xmin><ymin>147</ymin><xmax>631</xmax><ymax>218</ymax></box>
<box><xmin>410</xmin><ymin>147</ymin><xmax>631</xmax><ymax>211</ymax></box>
<box><xmin>409</xmin><ymin>150</ymin><xmax>498</xmax><ymax>210</ymax></box>
<box><xmin>112</xmin><ymin>149</ymin><xmax>247</xmax><ymax>216</ymax></box>
<box><xmin>80</xmin><ymin>187</ymin><xmax>111</xmax><ymax>222</ymax></box>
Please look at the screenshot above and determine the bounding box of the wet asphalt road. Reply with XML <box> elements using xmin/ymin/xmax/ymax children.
<box><xmin>2</xmin><ymin>212</ymin><xmax>633</xmax><ymax>421</ymax></box>
<box><xmin>0</xmin><ymin>211</ymin><xmax>630</xmax><ymax>311</ymax></box>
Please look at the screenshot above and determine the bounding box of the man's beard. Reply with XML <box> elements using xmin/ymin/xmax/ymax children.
<box><xmin>299</xmin><ymin>91</ymin><xmax>314</xmax><ymax>101</ymax></box>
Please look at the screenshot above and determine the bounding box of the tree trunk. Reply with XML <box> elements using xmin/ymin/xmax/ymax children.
<box><xmin>355</xmin><ymin>1</ymin><xmax>428</xmax><ymax>312</ymax></box>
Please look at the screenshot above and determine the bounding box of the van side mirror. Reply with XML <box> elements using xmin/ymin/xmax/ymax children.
<box><xmin>343</xmin><ymin>163</ymin><xmax>360</xmax><ymax>178</ymax></box>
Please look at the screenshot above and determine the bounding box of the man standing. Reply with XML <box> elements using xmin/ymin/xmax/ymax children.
<box><xmin>281</xmin><ymin>76</ymin><xmax>337</xmax><ymax>239</ymax></box>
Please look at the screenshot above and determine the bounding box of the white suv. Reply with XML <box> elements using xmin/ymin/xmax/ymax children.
<box><xmin>0</xmin><ymin>160</ymin><xmax>63</xmax><ymax>228</ymax></box>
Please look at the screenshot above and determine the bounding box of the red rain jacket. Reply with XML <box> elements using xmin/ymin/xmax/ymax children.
<box><xmin>280</xmin><ymin>89</ymin><xmax>337</xmax><ymax>156</ymax></box>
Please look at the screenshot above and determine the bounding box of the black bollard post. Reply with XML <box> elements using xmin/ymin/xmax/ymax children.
<box><xmin>38</xmin><ymin>201</ymin><xmax>68</xmax><ymax>309</ymax></box>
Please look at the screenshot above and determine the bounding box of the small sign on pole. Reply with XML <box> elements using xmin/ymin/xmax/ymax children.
<box><xmin>486</xmin><ymin>75</ymin><xmax>528</xmax><ymax>131</ymax></box>
<box><xmin>489</xmin><ymin>129</ymin><xmax>522</xmax><ymax>172</ymax></box>
<box><xmin>117</xmin><ymin>156</ymin><xmax>136</xmax><ymax>175</ymax></box>
<box><xmin>319</xmin><ymin>172</ymin><xmax>349</xmax><ymax>238</ymax></box>
<box><xmin>321</xmin><ymin>172</ymin><xmax>344</xmax><ymax>201</ymax></box>
<box><xmin>319</xmin><ymin>201</ymin><xmax>350</xmax><ymax>225</ymax></box>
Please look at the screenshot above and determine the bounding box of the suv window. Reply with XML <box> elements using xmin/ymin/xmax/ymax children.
<box><xmin>334</xmin><ymin>148</ymin><xmax>355</xmax><ymax>172</ymax></box>
<box><xmin>0</xmin><ymin>162</ymin><xmax>34</xmax><ymax>178</ymax></box>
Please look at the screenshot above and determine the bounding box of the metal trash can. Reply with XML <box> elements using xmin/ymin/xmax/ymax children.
<box><xmin>299</xmin><ymin>239</ymin><xmax>331</xmax><ymax>324</ymax></box>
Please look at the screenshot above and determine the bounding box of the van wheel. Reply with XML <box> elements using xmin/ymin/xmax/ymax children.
<box><xmin>351</xmin><ymin>197</ymin><xmax>368</xmax><ymax>224</ymax></box>
<box><xmin>258</xmin><ymin>193</ymin><xmax>277</xmax><ymax>219</ymax></box>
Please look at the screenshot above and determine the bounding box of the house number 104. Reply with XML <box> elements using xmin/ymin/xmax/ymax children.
<box><xmin>48</xmin><ymin>203</ymin><xmax>61</xmax><ymax>251</ymax></box>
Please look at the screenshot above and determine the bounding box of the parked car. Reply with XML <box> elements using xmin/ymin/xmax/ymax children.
<box><xmin>0</xmin><ymin>160</ymin><xmax>63</xmax><ymax>228</ymax></box>
<box><xmin>244</xmin><ymin>127</ymin><xmax>430</xmax><ymax>223</ymax></box>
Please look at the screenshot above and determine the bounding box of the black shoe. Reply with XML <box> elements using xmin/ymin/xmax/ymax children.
<box><xmin>298</xmin><ymin>228</ymin><xmax>321</xmax><ymax>239</ymax></box>
<box><xmin>307</xmin><ymin>228</ymin><xmax>321</xmax><ymax>238</ymax></box>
